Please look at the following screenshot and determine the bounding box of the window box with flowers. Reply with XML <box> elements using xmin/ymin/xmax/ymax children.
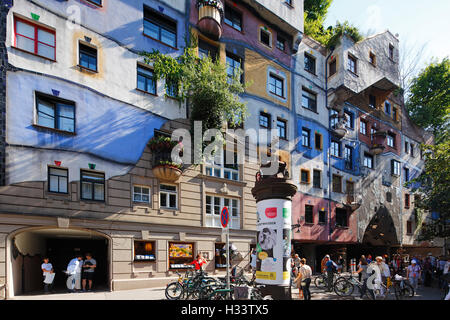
<box><xmin>149</xmin><ymin>136</ymin><xmax>183</xmax><ymax>182</ymax></box>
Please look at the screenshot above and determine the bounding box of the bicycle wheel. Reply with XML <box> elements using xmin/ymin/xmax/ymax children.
<box><xmin>403</xmin><ymin>282</ymin><xmax>415</xmax><ymax>298</ymax></box>
<box><xmin>165</xmin><ymin>282</ymin><xmax>183</xmax><ymax>300</ymax></box>
<box><xmin>315</xmin><ymin>276</ymin><xmax>326</xmax><ymax>289</ymax></box>
<box><xmin>334</xmin><ymin>279</ymin><xmax>354</xmax><ymax>297</ymax></box>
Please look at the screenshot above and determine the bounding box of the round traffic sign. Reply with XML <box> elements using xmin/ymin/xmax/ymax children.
<box><xmin>221</xmin><ymin>207</ymin><xmax>229</xmax><ymax>228</ymax></box>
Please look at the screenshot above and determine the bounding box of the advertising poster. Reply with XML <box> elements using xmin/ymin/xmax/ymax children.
<box><xmin>256</xmin><ymin>199</ymin><xmax>292</xmax><ymax>285</ymax></box>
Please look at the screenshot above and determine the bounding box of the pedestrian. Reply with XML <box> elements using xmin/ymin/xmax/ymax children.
<box><xmin>250</xmin><ymin>248</ymin><xmax>257</xmax><ymax>274</ymax></box>
<box><xmin>406</xmin><ymin>259</ymin><xmax>421</xmax><ymax>290</ymax></box>
<box><xmin>190</xmin><ymin>254</ymin><xmax>208</xmax><ymax>271</ymax></box>
<box><xmin>321</xmin><ymin>254</ymin><xmax>329</xmax><ymax>274</ymax></box>
<box><xmin>296</xmin><ymin>258</ymin><xmax>312</xmax><ymax>300</ymax></box>
<box><xmin>325</xmin><ymin>256</ymin><xmax>337</xmax><ymax>292</ymax></box>
<box><xmin>293</xmin><ymin>254</ymin><xmax>301</xmax><ymax>269</ymax></box>
<box><xmin>67</xmin><ymin>254</ymin><xmax>83</xmax><ymax>292</ymax></box>
<box><xmin>41</xmin><ymin>257</ymin><xmax>55</xmax><ymax>294</ymax></box>
<box><xmin>82</xmin><ymin>253</ymin><xmax>97</xmax><ymax>292</ymax></box>
<box><xmin>354</xmin><ymin>257</ymin><xmax>374</xmax><ymax>299</ymax></box>
<box><xmin>374</xmin><ymin>256</ymin><xmax>390</xmax><ymax>295</ymax></box>
<box><xmin>337</xmin><ymin>255</ymin><xmax>344</xmax><ymax>274</ymax></box>
<box><xmin>423</xmin><ymin>257</ymin><xmax>433</xmax><ymax>287</ymax></box>
<box><xmin>358</xmin><ymin>255</ymin><xmax>365</xmax><ymax>282</ymax></box>
<box><xmin>367</xmin><ymin>254</ymin><xmax>372</xmax><ymax>264</ymax></box>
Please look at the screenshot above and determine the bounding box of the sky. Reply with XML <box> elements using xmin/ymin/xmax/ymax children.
<box><xmin>324</xmin><ymin>0</ymin><xmax>450</xmax><ymax>77</ymax></box>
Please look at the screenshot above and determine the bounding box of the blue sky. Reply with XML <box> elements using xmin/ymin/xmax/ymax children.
<box><xmin>324</xmin><ymin>0</ymin><xmax>450</xmax><ymax>74</ymax></box>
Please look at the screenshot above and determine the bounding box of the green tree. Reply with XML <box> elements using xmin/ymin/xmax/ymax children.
<box><xmin>304</xmin><ymin>0</ymin><xmax>333</xmax><ymax>22</ymax></box>
<box><xmin>406</xmin><ymin>58</ymin><xmax>450</xmax><ymax>144</ymax></box>
<box><xmin>407</xmin><ymin>141</ymin><xmax>450</xmax><ymax>241</ymax></box>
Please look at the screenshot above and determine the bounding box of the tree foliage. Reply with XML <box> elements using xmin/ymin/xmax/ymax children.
<box><xmin>407</xmin><ymin>141</ymin><xmax>450</xmax><ymax>240</ymax></box>
<box><xmin>139</xmin><ymin>31</ymin><xmax>248</xmax><ymax>135</ymax></box>
<box><xmin>406</xmin><ymin>58</ymin><xmax>450</xmax><ymax>144</ymax></box>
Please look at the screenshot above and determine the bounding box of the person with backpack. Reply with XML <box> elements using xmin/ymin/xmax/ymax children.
<box><xmin>325</xmin><ymin>256</ymin><xmax>338</xmax><ymax>292</ymax></box>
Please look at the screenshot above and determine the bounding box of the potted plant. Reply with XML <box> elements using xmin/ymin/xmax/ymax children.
<box><xmin>149</xmin><ymin>136</ymin><xmax>183</xmax><ymax>182</ymax></box>
<box><xmin>196</xmin><ymin>0</ymin><xmax>224</xmax><ymax>40</ymax></box>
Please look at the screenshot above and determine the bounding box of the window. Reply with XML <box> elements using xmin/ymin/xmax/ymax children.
<box><xmin>144</xmin><ymin>6</ymin><xmax>177</xmax><ymax>48</ymax></box>
<box><xmin>405</xmin><ymin>193</ymin><xmax>410</xmax><ymax>209</ymax></box>
<box><xmin>346</xmin><ymin>181</ymin><xmax>355</xmax><ymax>200</ymax></box>
<box><xmin>205</xmin><ymin>150</ymin><xmax>239</xmax><ymax>181</ymax></box>
<box><xmin>269</xmin><ymin>74</ymin><xmax>284</xmax><ymax>97</ymax></box>
<box><xmin>134</xmin><ymin>241</ymin><xmax>156</xmax><ymax>262</ymax></box>
<box><xmin>276</xmin><ymin>35</ymin><xmax>286</xmax><ymax>52</ymax></box>
<box><xmin>385</xmin><ymin>101</ymin><xmax>391</xmax><ymax>115</ymax></box>
<box><xmin>260</xmin><ymin>28</ymin><xmax>271</xmax><ymax>47</ymax></box>
<box><xmin>79</xmin><ymin>43</ymin><xmax>97</xmax><ymax>71</ymax></box>
<box><xmin>406</xmin><ymin>221</ymin><xmax>413</xmax><ymax>235</ymax></box>
<box><xmin>169</xmin><ymin>242</ymin><xmax>194</xmax><ymax>270</ymax></box>
<box><xmin>369</xmin><ymin>95</ymin><xmax>376</xmax><ymax>108</ymax></box>
<box><xmin>226</xmin><ymin>53</ymin><xmax>243</xmax><ymax>83</ymax></box>
<box><xmin>277</xmin><ymin>119</ymin><xmax>287</xmax><ymax>140</ymax></box>
<box><xmin>387</xmin><ymin>133</ymin><xmax>395</xmax><ymax>148</ymax></box>
<box><xmin>389</xmin><ymin>44</ymin><xmax>395</xmax><ymax>60</ymax></box>
<box><xmin>165</xmin><ymin>77</ymin><xmax>179</xmax><ymax>97</ymax></box>
<box><xmin>259</xmin><ymin>112</ymin><xmax>271</xmax><ymax>129</ymax></box>
<box><xmin>410</xmin><ymin>144</ymin><xmax>415</xmax><ymax>157</ymax></box>
<box><xmin>224</xmin><ymin>5</ymin><xmax>242</xmax><ymax>31</ymax></box>
<box><xmin>404</xmin><ymin>142</ymin><xmax>409</xmax><ymax>154</ymax></box>
<box><xmin>87</xmin><ymin>0</ymin><xmax>102</xmax><ymax>5</ymax></box>
<box><xmin>336</xmin><ymin>208</ymin><xmax>348</xmax><ymax>227</ymax></box>
<box><xmin>344</xmin><ymin>111</ymin><xmax>354</xmax><ymax>129</ymax></box>
<box><xmin>313</xmin><ymin>170</ymin><xmax>321</xmax><ymax>189</ymax></box>
<box><xmin>348</xmin><ymin>54</ymin><xmax>357</xmax><ymax>74</ymax></box>
<box><xmin>133</xmin><ymin>185</ymin><xmax>151</xmax><ymax>203</ymax></box>
<box><xmin>300</xmin><ymin>169</ymin><xmax>310</xmax><ymax>184</ymax></box>
<box><xmin>370</xmin><ymin>127</ymin><xmax>378</xmax><ymax>141</ymax></box>
<box><xmin>369</xmin><ymin>51</ymin><xmax>376</xmax><ymax>66</ymax></box>
<box><xmin>344</xmin><ymin>146</ymin><xmax>353</xmax><ymax>170</ymax></box>
<box><xmin>198</xmin><ymin>39</ymin><xmax>218</xmax><ymax>61</ymax></box>
<box><xmin>304</xmin><ymin>53</ymin><xmax>316</xmax><ymax>74</ymax></box>
<box><xmin>81</xmin><ymin>170</ymin><xmax>105</xmax><ymax>201</ymax></box>
<box><xmin>330</xmin><ymin>109</ymin><xmax>339</xmax><ymax>128</ymax></box>
<box><xmin>363</xmin><ymin>153</ymin><xmax>374</xmax><ymax>169</ymax></box>
<box><xmin>305</xmin><ymin>205</ymin><xmax>314</xmax><ymax>224</ymax></box>
<box><xmin>36</xmin><ymin>93</ymin><xmax>75</xmax><ymax>133</ymax></box>
<box><xmin>302</xmin><ymin>88</ymin><xmax>317</xmax><ymax>112</ymax></box>
<box><xmin>14</xmin><ymin>17</ymin><xmax>56</xmax><ymax>61</ymax></box>
<box><xmin>48</xmin><ymin>167</ymin><xmax>68</xmax><ymax>194</ymax></box>
<box><xmin>331</xmin><ymin>140</ymin><xmax>341</xmax><ymax>157</ymax></box>
<box><xmin>206</xmin><ymin>196</ymin><xmax>240</xmax><ymax>229</ymax></box>
<box><xmin>404</xmin><ymin>168</ymin><xmax>410</xmax><ymax>182</ymax></box>
<box><xmin>391</xmin><ymin>160</ymin><xmax>401</xmax><ymax>176</ymax></box>
<box><xmin>315</xmin><ymin>132</ymin><xmax>323</xmax><ymax>150</ymax></box>
<box><xmin>301</xmin><ymin>128</ymin><xmax>310</xmax><ymax>147</ymax></box>
<box><xmin>360</xmin><ymin>120</ymin><xmax>367</xmax><ymax>135</ymax></box>
<box><xmin>160</xmin><ymin>184</ymin><xmax>177</xmax><ymax>209</ymax></box>
<box><xmin>319</xmin><ymin>210</ymin><xmax>327</xmax><ymax>224</ymax></box>
<box><xmin>386</xmin><ymin>192</ymin><xmax>392</xmax><ymax>203</ymax></box>
<box><xmin>137</xmin><ymin>65</ymin><xmax>156</xmax><ymax>95</ymax></box>
<box><xmin>393</xmin><ymin>106</ymin><xmax>398</xmax><ymax>122</ymax></box>
<box><xmin>285</xmin><ymin>0</ymin><xmax>293</xmax><ymax>6</ymax></box>
<box><xmin>329</xmin><ymin>59</ymin><xmax>337</xmax><ymax>77</ymax></box>
<box><xmin>332</xmin><ymin>174</ymin><xmax>342</xmax><ymax>193</ymax></box>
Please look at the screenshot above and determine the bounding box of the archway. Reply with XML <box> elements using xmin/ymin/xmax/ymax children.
<box><xmin>7</xmin><ymin>227</ymin><xmax>111</xmax><ymax>297</ymax></box>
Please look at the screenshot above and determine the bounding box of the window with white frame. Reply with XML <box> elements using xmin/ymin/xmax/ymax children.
<box><xmin>160</xmin><ymin>184</ymin><xmax>177</xmax><ymax>209</ymax></box>
<box><xmin>391</xmin><ymin>160</ymin><xmax>401</xmax><ymax>176</ymax></box>
<box><xmin>133</xmin><ymin>185</ymin><xmax>151</xmax><ymax>203</ymax></box>
<box><xmin>206</xmin><ymin>196</ymin><xmax>240</xmax><ymax>229</ymax></box>
<box><xmin>205</xmin><ymin>150</ymin><xmax>239</xmax><ymax>181</ymax></box>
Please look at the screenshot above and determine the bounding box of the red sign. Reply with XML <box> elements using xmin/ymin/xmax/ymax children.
<box><xmin>265</xmin><ymin>207</ymin><xmax>277</xmax><ymax>219</ymax></box>
<box><xmin>221</xmin><ymin>207</ymin><xmax>230</xmax><ymax>228</ymax></box>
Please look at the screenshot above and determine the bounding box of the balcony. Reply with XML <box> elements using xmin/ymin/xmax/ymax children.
<box><xmin>330</xmin><ymin>114</ymin><xmax>348</xmax><ymax>139</ymax></box>
<box><xmin>149</xmin><ymin>136</ymin><xmax>183</xmax><ymax>182</ymax></box>
<box><xmin>345</xmin><ymin>192</ymin><xmax>361</xmax><ymax>211</ymax></box>
<box><xmin>369</xmin><ymin>131</ymin><xmax>387</xmax><ymax>155</ymax></box>
<box><xmin>196</xmin><ymin>0</ymin><xmax>224</xmax><ymax>40</ymax></box>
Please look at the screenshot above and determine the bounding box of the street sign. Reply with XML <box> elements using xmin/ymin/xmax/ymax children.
<box><xmin>221</xmin><ymin>207</ymin><xmax>230</xmax><ymax>228</ymax></box>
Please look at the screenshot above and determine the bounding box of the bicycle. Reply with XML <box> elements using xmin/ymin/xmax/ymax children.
<box><xmin>392</xmin><ymin>275</ymin><xmax>414</xmax><ymax>299</ymax></box>
<box><xmin>333</xmin><ymin>274</ymin><xmax>375</xmax><ymax>300</ymax></box>
<box><xmin>165</xmin><ymin>269</ymin><xmax>196</xmax><ymax>300</ymax></box>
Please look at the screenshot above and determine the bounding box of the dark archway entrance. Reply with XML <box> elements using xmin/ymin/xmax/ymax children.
<box><xmin>348</xmin><ymin>207</ymin><xmax>399</xmax><ymax>261</ymax></box>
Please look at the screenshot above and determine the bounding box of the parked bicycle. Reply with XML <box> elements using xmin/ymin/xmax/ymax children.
<box><xmin>333</xmin><ymin>274</ymin><xmax>375</xmax><ymax>300</ymax></box>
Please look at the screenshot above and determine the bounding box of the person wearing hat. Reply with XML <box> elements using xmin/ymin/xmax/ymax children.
<box><xmin>407</xmin><ymin>259</ymin><xmax>421</xmax><ymax>290</ymax></box>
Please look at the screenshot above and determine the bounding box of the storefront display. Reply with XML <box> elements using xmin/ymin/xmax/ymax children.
<box><xmin>215</xmin><ymin>243</ymin><xmax>227</xmax><ymax>269</ymax></box>
<box><xmin>169</xmin><ymin>242</ymin><xmax>194</xmax><ymax>269</ymax></box>
<box><xmin>134</xmin><ymin>241</ymin><xmax>156</xmax><ymax>262</ymax></box>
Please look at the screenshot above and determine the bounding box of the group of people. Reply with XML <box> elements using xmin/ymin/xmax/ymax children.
<box><xmin>40</xmin><ymin>253</ymin><xmax>97</xmax><ymax>294</ymax></box>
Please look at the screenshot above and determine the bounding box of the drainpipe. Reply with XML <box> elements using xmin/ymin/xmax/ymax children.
<box><xmin>325</xmin><ymin>46</ymin><xmax>335</xmax><ymax>243</ymax></box>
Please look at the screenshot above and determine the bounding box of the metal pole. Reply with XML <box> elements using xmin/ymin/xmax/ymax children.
<box><xmin>226</xmin><ymin>225</ymin><xmax>230</xmax><ymax>292</ymax></box>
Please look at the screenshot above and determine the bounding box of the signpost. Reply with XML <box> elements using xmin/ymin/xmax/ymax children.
<box><xmin>221</xmin><ymin>207</ymin><xmax>230</xmax><ymax>293</ymax></box>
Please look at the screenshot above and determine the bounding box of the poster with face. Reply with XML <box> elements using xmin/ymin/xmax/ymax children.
<box><xmin>256</xmin><ymin>199</ymin><xmax>292</xmax><ymax>285</ymax></box>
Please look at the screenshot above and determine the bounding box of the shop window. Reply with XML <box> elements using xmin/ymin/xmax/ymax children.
<box><xmin>14</xmin><ymin>17</ymin><xmax>56</xmax><ymax>61</ymax></box>
<box><xmin>48</xmin><ymin>166</ymin><xmax>68</xmax><ymax>194</ymax></box>
<box><xmin>134</xmin><ymin>241</ymin><xmax>156</xmax><ymax>262</ymax></box>
<box><xmin>214</xmin><ymin>243</ymin><xmax>227</xmax><ymax>269</ymax></box>
<box><xmin>143</xmin><ymin>5</ymin><xmax>177</xmax><ymax>48</ymax></box>
<box><xmin>168</xmin><ymin>242</ymin><xmax>195</xmax><ymax>270</ymax></box>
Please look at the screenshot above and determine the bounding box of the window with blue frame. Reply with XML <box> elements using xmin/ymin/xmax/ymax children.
<box><xmin>330</xmin><ymin>109</ymin><xmax>339</xmax><ymax>128</ymax></box>
<box><xmin>344</xmin><ymin>111</ymin><xmax>354</xmax><ymax>129</ymax></box>
<box><xmin>137</xmin><ymin>65</ymin><xmax>156</xmax><ymax>95</ymax></box>
<box><xmin>79</xmin><ymin>43</ymin><xmax>97</xmax><ymax>71</ymax></box>
<box><xmin>259</xmin><ymin>112</ymin><xmax>271</xmax><ymax>128</ymax></box>
<box><xmin>331</xmin><ymin>140</ymin><xmax>341</xmax><ymax>157</ymax></box>
<box><xmin>404</xmin><ymin>167</ymin><xmax>410</xmax><ymax>182</ymax></box>
<box><xmin>143</xmin><ymin>6</ymin><xmax>177</xmax><ymax>48</ymax></box>
<box><xmin>36</xmin><ymin>93</ymin><xmax>75</xmax><ymax>133</ymax></box>
<box><xmin>277</xmin><ymin>118</ymin><xmax>287</xmax><ymax>140</ymax></box>
<box><xmin>391</xmin><ymin>160</ymin><xmax>401</xmax><ymax>176</ymax></box>
<box><xmin>363</xmin><ymin>153</ymin><xmax>374</xmax><ymax>169</ymax></box>
<box><xmin>269</xmin><ymin>73</ymin><xmax>284</xmax><ymax>98</ymax></box>
<box><xmin>302</xmin><ymin>88</ymin><xmax>317</xmax><ymax>112</ymax></box>
<box><xmin>344</xmin><ymin>146</ymin><xmax>353</xmax><ymax>170</ymax></box>
<box><xmin>86</xmin><ymin>0</ymin><xmax>102</xmax><ymax>6</ymax></box>
<box><xmin>302</xmin><ymin>128</ymin><xmax>310</xmax><ymax>147</ymax></box>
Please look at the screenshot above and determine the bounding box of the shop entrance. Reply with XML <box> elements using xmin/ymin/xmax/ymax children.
<box><xmin>8</xmin><ymin>228</ymin><xmax>110</xmax><ymax>297</ymax></box>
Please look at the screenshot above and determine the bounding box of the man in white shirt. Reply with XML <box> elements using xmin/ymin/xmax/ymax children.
<box><xmin>295</xmin><ymin>258</ymin><xmax>312</xmax><ymax>300</ymax></box>
<box><xmin>41</xmin><ymin>257</ymin><xmax>54</xmax><ymax>294</ymax></box>
<box><xmin>67</xmin><ymin>255</ymin><xmax>83</xmax><ymax>292</ymax></box>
